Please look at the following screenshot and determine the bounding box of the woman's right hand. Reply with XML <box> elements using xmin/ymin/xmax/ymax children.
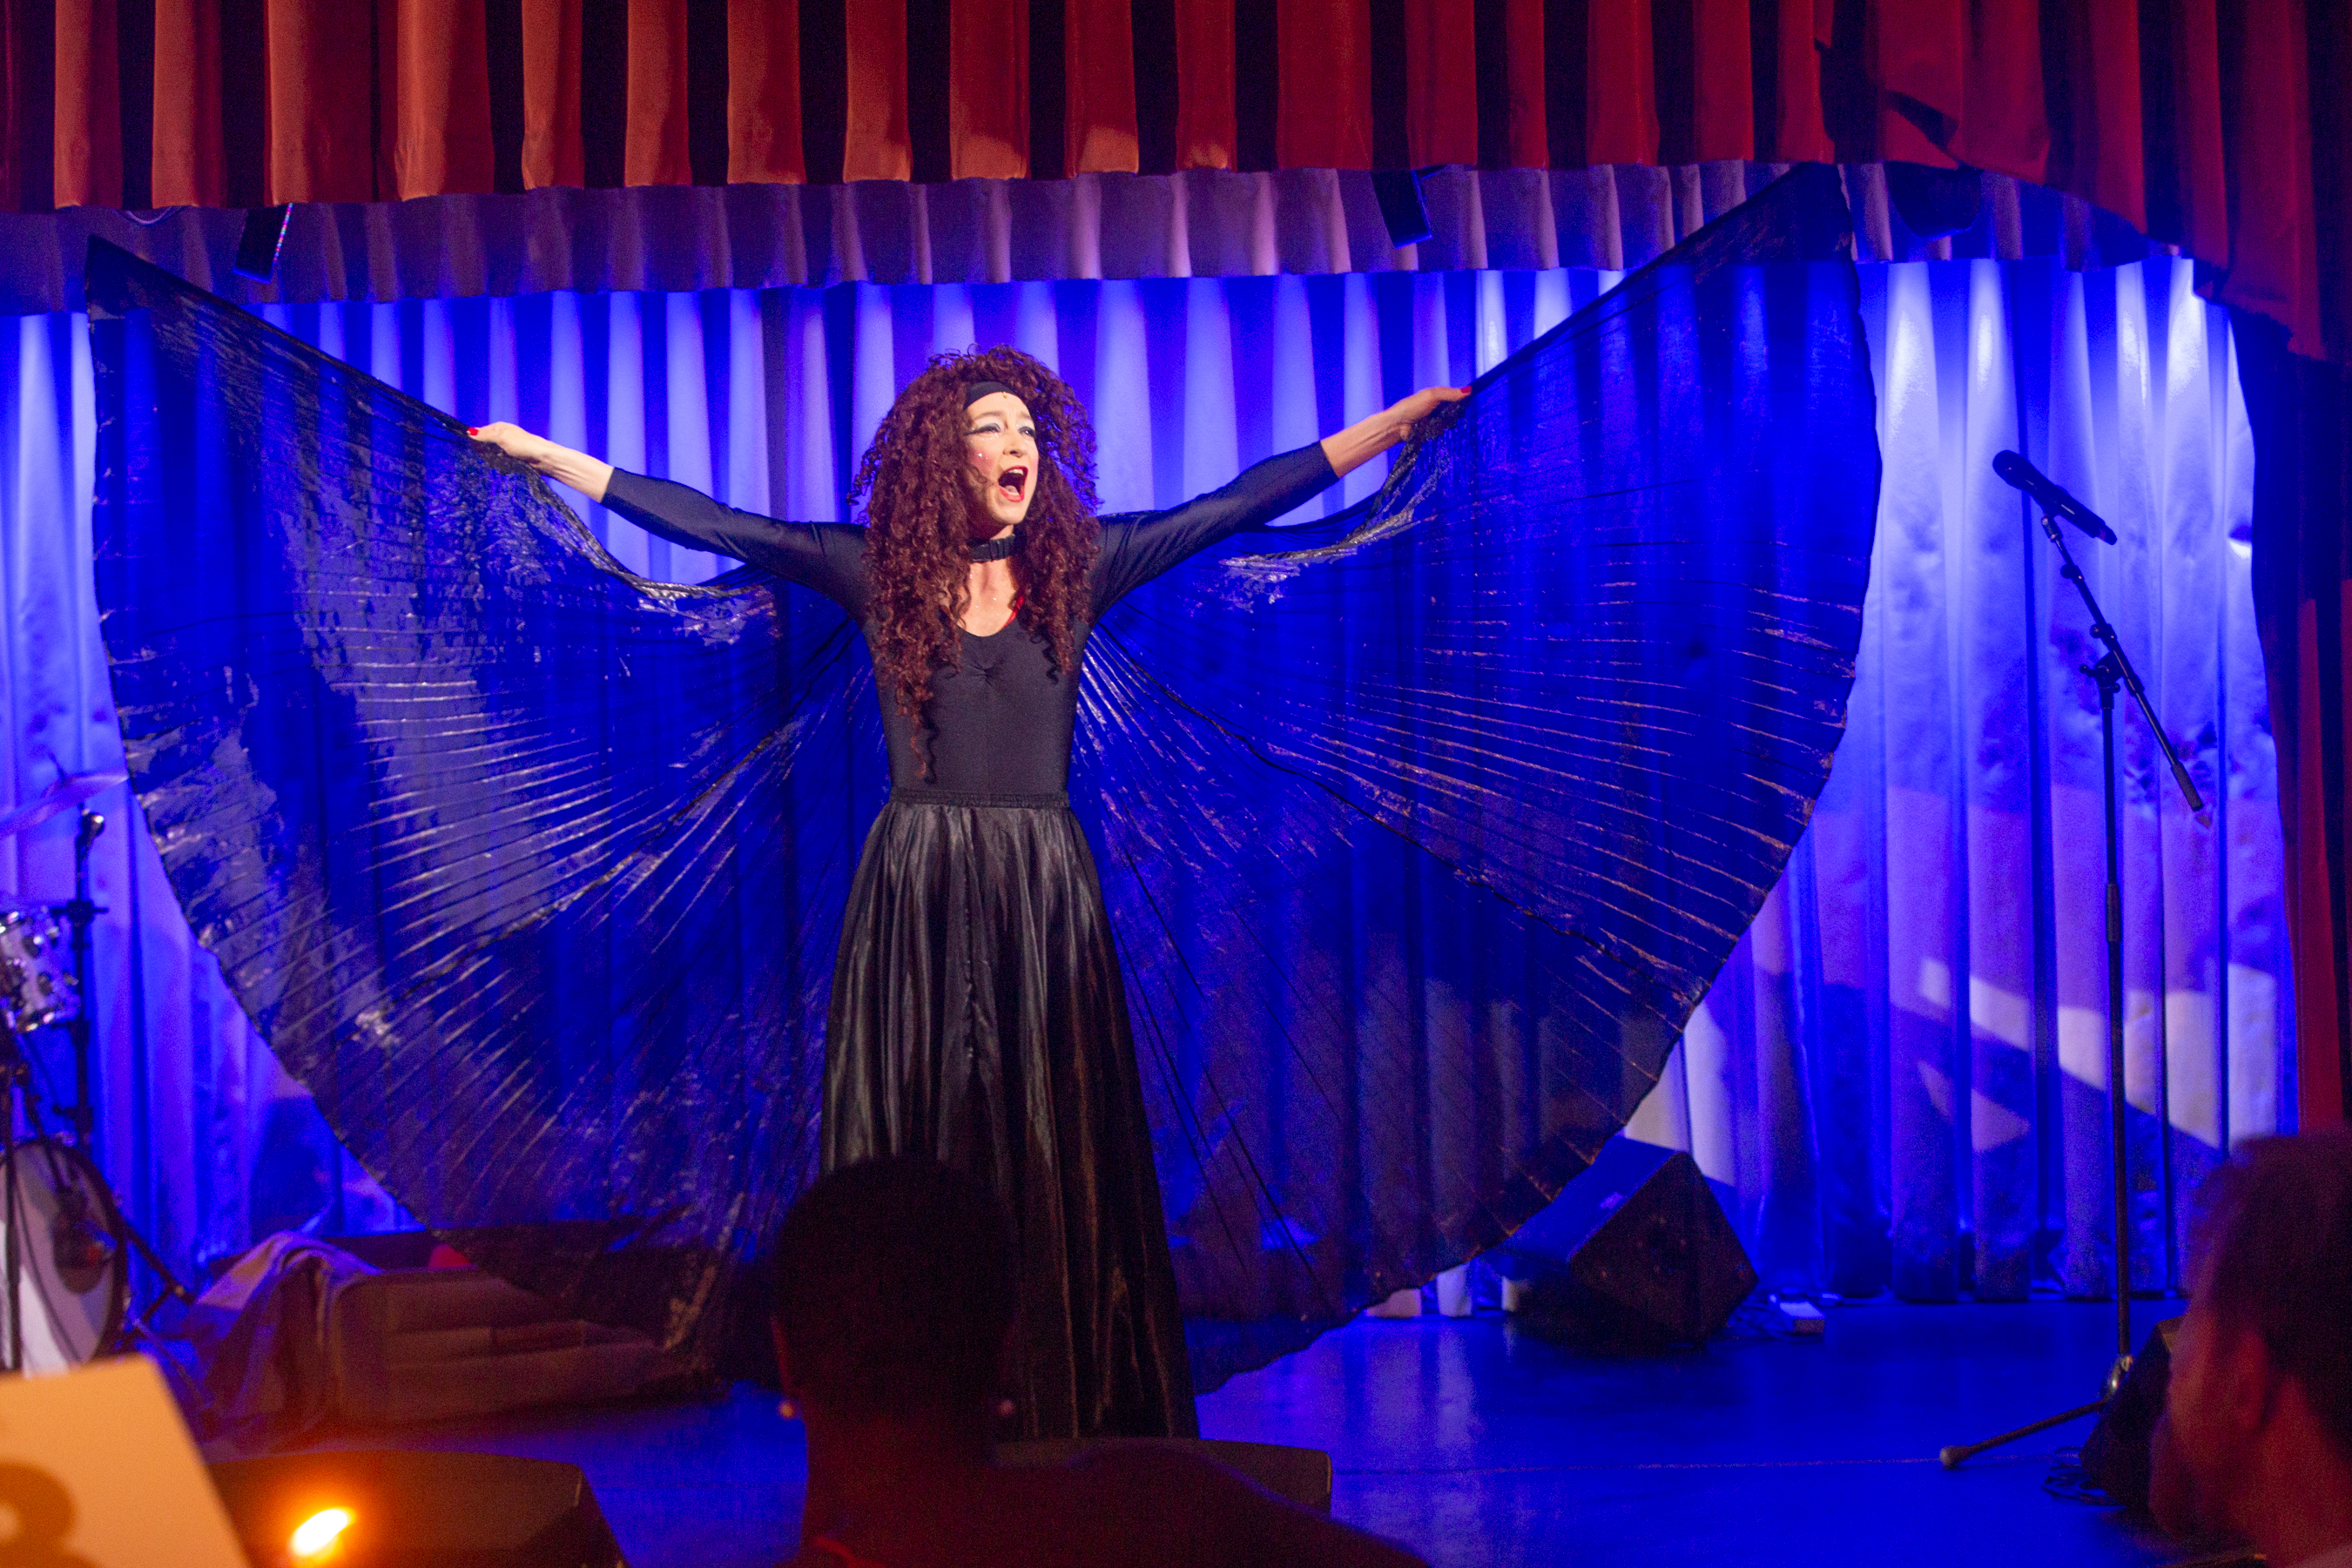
<box><xmin>468</xmin><ymin>422</ymin><xmax>614</xmax><ymax>501</ymax></box>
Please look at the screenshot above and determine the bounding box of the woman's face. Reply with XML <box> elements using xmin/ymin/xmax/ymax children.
<box><xmin>962</xmin><ymin>391</ymin><xmax>1038</xmax><ymax>535</ymax></box>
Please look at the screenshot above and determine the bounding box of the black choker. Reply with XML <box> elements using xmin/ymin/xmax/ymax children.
<box><xmin>968</xmin><ymin>531</ymin><xmax>1022</xmax><ymax>562</ymax></box>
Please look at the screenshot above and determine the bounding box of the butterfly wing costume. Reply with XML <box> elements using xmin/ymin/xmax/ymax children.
<box><xmin>87</xmin><ymin>165</ymin><xmax>1879</xmax><ymax>1430</ymax></box>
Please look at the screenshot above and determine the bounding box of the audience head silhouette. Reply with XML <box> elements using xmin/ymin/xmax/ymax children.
<box><xmin>772</xmin><ymin>1155</ymin><xmax>1428</xmax><ymax>1568</ymax></box>
<box><xmin>2156</xmin><ymin>1129</ymin><xmax>2352</xmax><ymax>1566</ymax></box>
<box><xmin>771</xmin><ymin>1154</ymin><xmax>1014</xmax><ymax>1427</ymax></box>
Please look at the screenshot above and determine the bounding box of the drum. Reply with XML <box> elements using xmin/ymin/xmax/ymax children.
<box><xmin>0</xmin><ymin>1137</ymin><xmax>126</xmax><ymax>1370</ymax></box>
<box><xmin>0</xmin><ymin>906</ymin><xmax>78</xmax><ymax>1033</ymax></box>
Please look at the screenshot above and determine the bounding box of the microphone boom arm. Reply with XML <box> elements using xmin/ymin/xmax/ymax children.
<box><xmin>2039</xmin><ymin>511</ymin><xmax>2205</xmax><ymax>816</ymax></box>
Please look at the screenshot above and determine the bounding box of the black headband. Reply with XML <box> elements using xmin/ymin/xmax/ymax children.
<box><xmin>963</xmin><ymin>380</ymin><xmax>1017</xmax><ymax>407</ymax></box>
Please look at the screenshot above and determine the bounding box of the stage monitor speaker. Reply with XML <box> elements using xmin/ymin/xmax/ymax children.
<box><xmin>1493</xmin><ymin>1136</ymin><xmax>1758</xmax><ymax>1345</ymax></box>
<box><xmin>2080</xmin><ymin>1316</ymin><xmax>2184</xmax><ymax>1514</ymax></box>
<box><xmin>208</xmin><ymin>1449</ymin><xmax>624</xmax><ymax>1568</ymax></box>
<box><xmin>1885</xmin><ymin>161</ymin><xmax>1984</xmax><ymax>239</ymax></box>
<box><xmin>233</xmin><ymin>204</ymin><xmax>293</xmax><ymax>281</ymax></box>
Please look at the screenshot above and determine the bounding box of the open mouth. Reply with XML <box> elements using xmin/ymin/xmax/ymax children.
<box><xmin>995</xmin><ymin>467</ymin><xmax>1028</xmax><ymax>503</ymax></box>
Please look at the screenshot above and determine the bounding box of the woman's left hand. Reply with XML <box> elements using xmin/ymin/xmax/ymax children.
<box><xmin>1383</xmin><ymin>385</ymin><xmax>1472</xmax><ymax>439</ymax></box>
<box><xmin>1321</xmin><ymin>384</ymin><xmax>1472</xmax><ymax>479</ymax></box>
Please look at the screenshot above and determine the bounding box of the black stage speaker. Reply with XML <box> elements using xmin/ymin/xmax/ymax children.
<box><xmin>208</xmin><ymin>1450</ymin><xmax>623</xmax><ymax>1568</ymax></box>
<box><xmin>233</xmin><ymin>204</ymin><xmax>293</xmax><ymax>281</ymax></box>
<box><xmin>2080</xmin><ymin>1317</ymin><xmax>2185</xmax><ymax>1514</ymax></box>
<box><xmin>1493</xmin><ymin>1137</ymin><xmax>1758</xmax><ymax>1345</ymax></box>
<box><xmin>1371</xmin><ymin>166</ymin><xmax>1436</xmax><ymax>246</ymax></box>
<box><xmin>1884</xmin><ymin>161</ymin><xmax>1984</xmax><ymax>239</ymax></box>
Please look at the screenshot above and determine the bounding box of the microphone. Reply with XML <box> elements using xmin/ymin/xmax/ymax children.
<box><xmin>1993</xmin><ymin>450</ymin><xmax>2116</xmax><ymax>543</ymax></box>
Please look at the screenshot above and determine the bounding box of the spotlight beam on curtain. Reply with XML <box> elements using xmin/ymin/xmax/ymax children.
<box><xmin>1626</xmin><ymin>254</ymin><xmax>2288</xmax><ymax>1299</ymax></box>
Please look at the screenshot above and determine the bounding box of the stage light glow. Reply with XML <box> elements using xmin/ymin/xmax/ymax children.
<box><xmin>288</xmin><ymin>1506</ymin><xmax>354</xmax><ymax>1560</ymax></box>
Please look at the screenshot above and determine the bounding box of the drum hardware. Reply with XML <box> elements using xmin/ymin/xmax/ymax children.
<box><xmin>0</xmin><ymin>778</ymin><xmax>192</xmax><ymax>1372</ymax></box>
<box><xmin>0</xmin><ymin>770</ymin><xmax>124</xmax><ymax>843</ymax></box>
<box><xmin>0</xmin><ymin>1015</ymin><xmax>190</xmax><ymax>1374</ymax></box>
<box><xmin>2</xmin><ymin>772</ymin><xmax>124</xmax><ymax>1155</ymax></box>
<box><xmin>0</xmin><ymin>906</ymin><xmax>77</xmax><ymax>1032</ymax></box>
<box><xmin>56</xmin><ymin>804</ymin><xmax>105</xmax><ymax>1157</ymax></box>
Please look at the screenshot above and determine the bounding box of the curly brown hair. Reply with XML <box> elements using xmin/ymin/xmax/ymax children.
<box><xmin>853</xmin><ymin>347</ymin><xmax>1102</xmax><ymax>773</ymax></box>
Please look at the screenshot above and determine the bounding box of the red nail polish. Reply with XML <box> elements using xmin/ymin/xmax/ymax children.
<box><xmin>466</xmin><ymin>427</ymin><xmax>478</xmax><ymax>435</ymax></box>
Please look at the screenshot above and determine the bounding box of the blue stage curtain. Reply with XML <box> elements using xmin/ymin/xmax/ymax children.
<box><xmin>0</xmin><ymin>254</ymin><xmax>2286</xmax><ymax>1302</ymax></box>
<box><xmin>1626</xmin><ymin>258</ymin><xmax>2290</xmax><ymax>1301</ymax></box>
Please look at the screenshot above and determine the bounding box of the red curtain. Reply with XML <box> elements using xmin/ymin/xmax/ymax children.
<box><xmin>728</xmin><ymin>0</ymin><xmax>805</xmax><ymax>185</ymax></box>
<box><xmin>31</xmin><ymin>2</ymin><xmax>2341</xmax><ymax>359</ymax></box>
<box><xmin>951</xmin><ymin>0</ymin><xmax>1028</xmax><ymax>179</ymax></box>
<box><xmin>1064</xmin><ymin>0</ymin><xmax>1136</xmax><ymax>173</ymax></box>
<box><xmin>31</xmin><ymin>0</ymin><xmax>2342</xmax><ymax>360</ymax></box>
<box><xmin>844</xmin><ymin>0</ymin><xmax>910</xmax><ymax>182</ymax></box>
<box><xmin>1402</xmin><ymin>0</ymin><xmax>1473</xmax><ymax>170</ymax></box>
<box><xmin>521</xmin><ymin>0</ymin><xmax>586</xmax><ymax>192</ymax></box>
<box><xmin>1169</xmin><ymin>0</ymin><xmax>1234</xmax><ymax>171</ymax></box>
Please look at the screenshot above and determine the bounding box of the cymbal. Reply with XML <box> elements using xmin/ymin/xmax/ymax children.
<box><xmin>0</xmin><ymin>773</ymin><xmax>126</xmax><ymax>841</ymax></box>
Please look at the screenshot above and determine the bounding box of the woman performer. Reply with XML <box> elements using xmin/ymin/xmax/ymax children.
<box><xmin>469</xmin><ymin>349</ymin><xmax>1465</xmax><ymax>1442</ymax></box>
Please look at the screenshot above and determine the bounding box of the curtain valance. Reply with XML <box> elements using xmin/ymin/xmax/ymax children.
<box><xmin>3</xmin><ymin>160</ymin><xmax>2165</xmax><ymax>318</ymax></box>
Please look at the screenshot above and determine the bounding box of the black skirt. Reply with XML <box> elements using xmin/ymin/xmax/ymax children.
<box><xmin>820</xmin><ymin>789</ymin><xmax>1197</xmax><ymax>1441</ymax></box>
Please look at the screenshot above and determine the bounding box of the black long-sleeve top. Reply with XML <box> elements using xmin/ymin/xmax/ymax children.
<box><xmin>603</xmin><ymin>444</ymin><xmax>1339</xmax><ymax>796</ymax></box>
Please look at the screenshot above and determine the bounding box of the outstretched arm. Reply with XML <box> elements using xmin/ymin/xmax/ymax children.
<box><xmin>470</xmin><ymin>423</ymin><xmax>615</xmax><ymax>501</ymax></box>
<box><xmin>1319</xmin><ymin>385</ymin><xmax>1469</xmax><ymax>478</ymax></box>
<box><xmin>1095</xmin><ymin>385</ymin><xmax>1468</xmax><ymax>610</ymax></box>
<box><xmin>469</xmin><ymin>423</ymin><xmax>866</xmax><ymax>610</ymax></box>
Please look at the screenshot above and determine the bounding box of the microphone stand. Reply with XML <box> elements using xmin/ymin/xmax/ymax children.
<box><xmin>2</xmin><ymin>1021</ymin><xmax>24</xmax><ymax>1371</ymax></box>
<box><xmin>62</xmin><ymin>808</ymin><xmax>101</xmax><ymax>1158</ymax></box>
<box><xmin>1939</xmin><ymin>509</ymin><xmax>2204</xmax><ymax>1469</ymax></box>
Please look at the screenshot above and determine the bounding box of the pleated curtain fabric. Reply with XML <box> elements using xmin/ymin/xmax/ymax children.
<box><xmin>520</xmin><ymin>0</ymin><xmax>590</xmax><ymax>192</ymax></box>
<box><xmin>1575</xmin><ymin>0</ymin><xmax>1658</xmax><ymax>167</ymax></box>
<box><xmin>1399</xmin><ymin>0</ymin><xmax>1473</xmax><ymax>170</ymax></box>
<box><xmin>1272</xmin><ymin>0</ymin><xmax>1369</xmax><ymax>171</ymax></box>
<box><xmin>1063</xmin><ymin>0</ymin><xmax>1137</xmax><ymax>174</ymax></box>
<box><xmin>261</xmin><ymin>0</ymin><xmax>378</xmax><ymax>205</ymax></box>
<box><xmin>53</xmin><ymin>0</ymin><xmax>123</xmax><ymax>211</ymax></box>
<box><xmin>623</xmin><ymin>0</ymin><xmax>693</xmax><ymax>188</ymax></box>
<box><xmin>845</xmin><ymin>0</ymin><xmax>913</xmax><ymax>182</ymax></box>
<box><xmin>1167</xmin><ymin>0</ymin><xmax>1236</xmax><ymax>172</ymax></box>
<box><xmin>949</xmin><ymin>0</ymin><xmax>1029</xmax><ymax>179</ymax></box>
<box><xmin>148</xmin><ymin>0</ymin><xmax>230</xmax><ymax>207</ymax></box>
<box><xmin>0</xmin><ymin>252</ymin><xmax>2284</xmax><ymax>1300</ymax></box>
<box><xmin>27</xmin><ymin>3</ymin><xmax>2348</xmax><ymax>361</ymax></box>
<box><xmin>1625</xmin><ymin>256</ymin><xmax>2288</xmax><ymax>1299</ymax></box>
<box><xmin>386</xmin><ymin>0</ymin><xmax>497</xmax><ymax>199</ymax></box>
<box><xmin>728</xmin><ymin>0</ymin><xmax>807</xmax><ymax>185</ymax></box>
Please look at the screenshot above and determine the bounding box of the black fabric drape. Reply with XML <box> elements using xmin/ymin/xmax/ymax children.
<box><xmin>2240</xmin><ymin>309</ymin><xmax>2352</xmax><ymax>1130</ymax></box>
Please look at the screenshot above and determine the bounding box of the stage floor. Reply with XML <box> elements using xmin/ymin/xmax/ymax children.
<box><xmin>293</xmin><ymin>1299</ymin><xmax>2208</xmax><ymax>1567</ymax></box>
